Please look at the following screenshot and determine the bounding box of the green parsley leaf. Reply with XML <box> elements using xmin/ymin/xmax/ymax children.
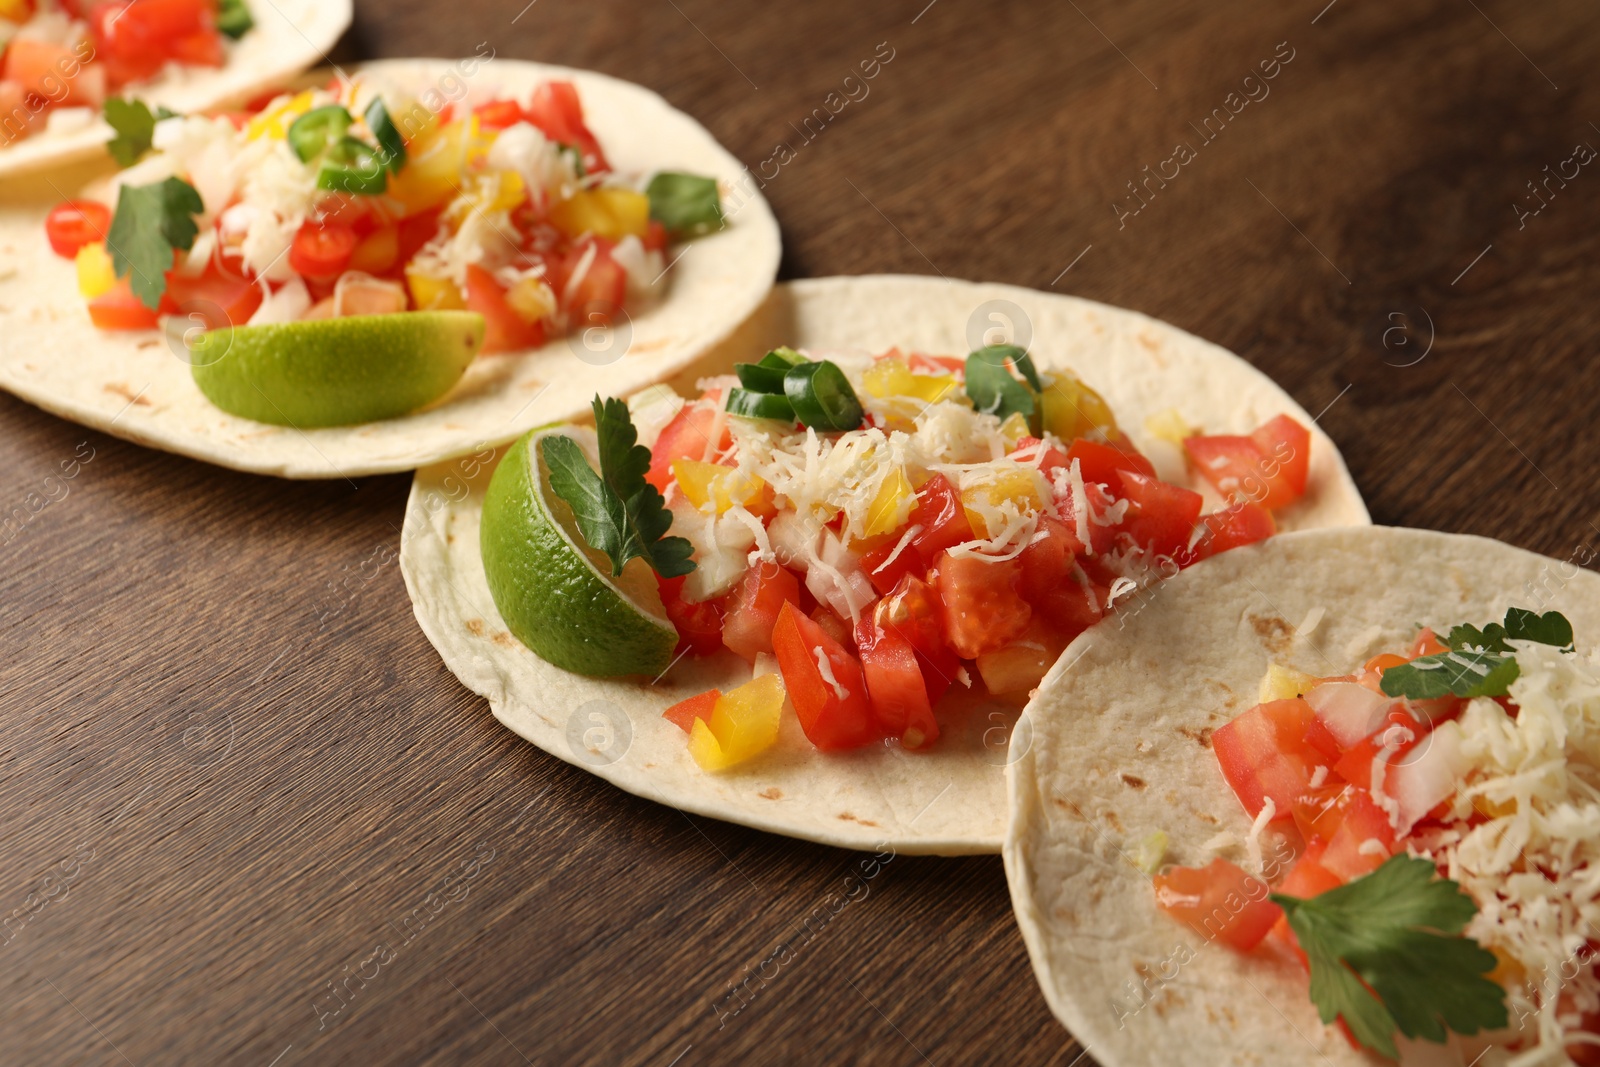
<box><xmin>542</xmin><ymin>396</ymin><xmax>696</xmax><ymax>579</ymax></box>
<box><xmin>646</xmin><ymin>172</ymin><xmax>723</xmax><ymax>237</ymax></box>
<box><xmin>106</xmin><ymin>177</ymin><xmax>205</xmax><ymax>310</ymax></box>
<box><xmin>218</xmin><ymin>0</ymin><xmax>254</xmax><ymax>39</ymax></box>
<box><xmin>104</xmin><ymin>98</ymin><xmax>176</xmax><ymax>168</ymax></box>
<box><xmin>1381</xmin><ymin>607</ymin><xmax>1575</xmax><ymax>700</ymax></box>
<box><xmin>1272</xmin><ymin>854</ymin><xmax>1506</xmax><ymax>1059</ymax></box>
<box><xmin>965</xmin><ymin>344</ymin><xmax>1040</xmax><ymax>431</ymax></box>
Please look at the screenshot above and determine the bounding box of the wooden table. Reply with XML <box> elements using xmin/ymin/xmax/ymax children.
<box><xmin>4</xmin><ymin>1</ymin><xmax>1597</xmax><ymax>1062</ymax></box>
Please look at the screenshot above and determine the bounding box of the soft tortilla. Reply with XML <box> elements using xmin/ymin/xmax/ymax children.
<box><xmin>0</xmin><ymin>0</ymin><xmax>352</xmax><ymax>178</ymax></box>
<box><xmin>0</xmin><ymin>58</ymin><xmax>780</xmax><ymax>478</ymax></box>
<box><xmin>401</xmin><ymin>275</ymin><xmax>1371</xmax><ymax>854</ymax></box>
<box><xmin>1004</xmin><ymin>526</ymin><xmax>1600</xmax><ymax>1065</ymax></box>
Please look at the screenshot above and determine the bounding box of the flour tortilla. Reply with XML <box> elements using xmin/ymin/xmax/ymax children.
<box><xmin>0</xmin><ymin>0</ymin><xmax>351</xmax><ymax>178</ymax></box>
<box><xmin>0</xmin><ymin>58</ymin><xmax>780</xmax><ymax>478</ymax></box>
<box><xmin>1005</xmin><ymin>526</ymin><xmax>1600</xmax><ymax>1065</ymax></box>
<box><xmin>401</xmin><ymin>275</ymin><xmax>1371</xmax><ymax>854</ymax></box>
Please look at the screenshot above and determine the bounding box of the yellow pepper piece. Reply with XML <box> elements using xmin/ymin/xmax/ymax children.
<box><xmin>671</xmin><ymin>459</ymin><xmax>765</xmax><ymax>514</ymax></box>
<box><xmin>861</xmin><ymin>355</ymin><xmax>957</xmax><ymax>404</ymax></box>
<box><xmin>246</xmin><ymin>90</ymin><xmax>315</xmax><ymax>141</ymax></box>
<box><xmin>1144</xmin><ymin>408</ymin><xmax>1197</xmax><ymax>445</ymax></box>
<box><xmin>548</xmin><ymin>188</ymin><xmax>651</xmax><ymax>241</ymax></box>
<box><xmin>387</xmin><ymin>119</ymin><xmax>469</xmax><ymax>214</ymax></box>
<box><xmin>1040</xmin><ymin>369</ymin><xmax>1119</xmax><ymax>442</ymax></box>
<box><xmin>505</xmin><ymin>275</ymin><xmax>556</xmax><ymax>324</ymax></box>
<box><xmin>75</xmin><ymin>241</ymin><xmax>115</xmax><ymax>299</ymax></box>
<box><xmin>1258</xmin><ymin>664</ymin><xmax>1317</xmax><ymax>703</ymax></box>
<box><xmin>999</xmin><ymin>411</ymin><xmax>1031</xmax><ymax>447</ymax></box>
<box><xmin>405</xmin><ymin>269</ymin><xmax>466</xmax><ymax>311</ymax></box>
<box><xmin>962</xmin><ymin>467</ymin><xmax>1045</xmax><ymax>537</ymax></box>
<box><xmin>864</xmin><ymin>466</ymin><xmax>913</xmax><ymax>538</ymax></box>
<box><xmin>688</xmin><ymin>673</ymin><xmax>785</xmax><ymax>771</ymax></box>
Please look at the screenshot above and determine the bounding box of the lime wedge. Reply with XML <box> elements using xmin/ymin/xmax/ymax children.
<box><xmin>481</xmin><ymin>426</ymin><xmax>678</xmax><ymax>678</ymax></box>
<box><xmin>189</xmin><ymin>311</ymin><xmax>485</xmax><ymax>427</ymax></box>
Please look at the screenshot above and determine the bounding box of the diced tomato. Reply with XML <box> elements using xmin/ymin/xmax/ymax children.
<box><xmin>1017</xmin><ymin>517</ymin><xmax>1102</xmax><ymax>633</ymax></box>
<box><xmin>348</xmin><ymin>226</ymin><xmax>400</xmax><ymax>276</ymax></box>
<box><xmin>647</xmin><ymin>397</ymin><xmax>731</xmax><ymax>491</ymax></box>
<box><xmin>1191</xmin><ymin>503</ymin><xmax>1275</xmax><ymax>561</ymax></box>
<box><xmin>642</xmin><ymin>219</ymin><xmax>669</xmax><ymax>254</ymax></box>
<box><xmin>0</xmin><ymin>81</ymin><xmax>36</xmax><ymax>140</ymax></box>
<box><xmin>721</xmin><ymin>563</ymin><xmax>801</xmax><ymax>663</ymax></box>
<box><xmin>860</xmin><ymin>534</ymin><xmax>923</xmax><ymax>595</ymax></box>
<box><xmin>1011</xmin><ymin>436</ymin><xmax>1071</xmax><ymax>481</ymax></box>
<box><xmin>465</xmin><ymin>264</ymin><xmax>545</xmax><ymax>353</ymax></box>
<box><xmin>1319</xmin><ymin>789</ymin><xmax>1396</xmax><ymax>880</ymax></box>
<box><xmin>44</xmin><ymin>199</ymin><xmax>110</xmax><ymax>259</ymax></box>
<box><xmin>872</xmin><ymin>573</ymin><xmax>957</xmax><ymax>704</ymax></box>
<box><xmin>523</xmin><ymin>81</ymin><xmax>610</xmax><ymax>175</ymax></box>
<box><xmin>1211</xmin><ymin>698</ymin><xmax>1323</xmax><ymax>821</ymax></box>
<box><xmin>164</xmin><ymin>265</ymin><xmax>263</xmax><ymax>328</ymax></box>
<box><xmin>1152</xmin><ymin>858</ymin><xmax>1281</xmax><ymax>952</ymax></box>
<box><xmin>1117</xmin><ymin>470</ymin><xmax>1203</xmax><ymax>558</ymax></box>
<box><xmin>975</xmin><ymin>616</ymin><xmax>1072</xmax><ymax>695</ymax></box>
<box><xmin>1409</xmin><ymin>628</ymin><xmax>1448</xmax><ymax>658</ymax></box>
<box><xmin>4</xmin><ymin>37</ymin><xmax>100</xmax><ymax>108</ymax></box>
<box><xmin>908</xmin><ymin>473</ymin><xmax>975</xmax><ymax>562</ymax></box>
<box><xmin>657</xmin><ymin>574</ymin><xmax>725</xmax><ymax>657</ymax></box>
<box><xmin>562</xmin><ymin>239</ymin><xmax>627</xmax><ymax>326</ymax></box>
<box><xmin>86</xmin><ymin>276</ymin><xmax>159</xmax><ymax>330</ymax></box>
<box><xmin>1332</xmin><ymin>708</ymin><xmax>1422</xmax><ymax>791</ymax></box>
<box><xmin>934</xmin><ymin>552</ymin><xmax>1031</xmax><ymax>659</ymax></box>
<box><xmin>289</xmin><ymin>219</ymin><xmax>358</xmax><ymax>280</ymax></box>
<box><xmin>663</xmin><ymin>690</ymin><xmax>720</xmax><ymax>733</ymax></box>
<box><xmin>90</xmin><ymin>0</ymin><xmax>219</xmax><ymax>86</ymax></box>
<box><xmin>396</xmin><ymin>208</ymin><xmax>444</xmax><ymax>266</ymax></box>
<box><xmin>472</xmin><ymin>99</ymin><xmax>526</xmax><ymax>130</ymax></box>
<box><xmin>1186</xmin><ymin>415</ymin><xmax>1311</xmax><ymax>511</ymax></box>
<box><xmin>1291</xmin><ymin>784</ymin><xmax>1352</xmax><ymax>842</ymax></box>
<box><xmin>809</xmin><ymin>604</ymin><xmax>852</xmax><ymax>647</ymax></box>
<box><xmin>855</xmin><ymin>610</ymin><xmax>938</xmax><ymax>749</ymax></box>
<box><xmin>1064</xmin><ymin>437</ymin><xmax>1156</xmax><ymax>487</ymax></box>
<box><xmin>771</xmin><ymin>601</ymin><xmax>876</xmax><ymax>751</ymax></box>
<box><xmin>164</xmin><ymin>27</ymin><xmax>224</xmax><ymax>67</ymax></box>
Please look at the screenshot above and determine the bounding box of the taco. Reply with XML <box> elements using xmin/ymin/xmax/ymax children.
<box><xmin>401</xmin><ymin>275</ymin><xmax>1369</xmax><ymax>853</ymax></box>
<box><xmin>0</xmin><ymin>0</ymin><xmax>351</xmax><ymax>177</ymax></box>
<box><xmin>0</xmin><ymin>57</ymin><xmax>779</xmax><ymax>477</ymax></box>
<box><xmin>1005</xmin><ymin>526</ymin><xmax>1600</xmax><ymax>1065</ymax></box>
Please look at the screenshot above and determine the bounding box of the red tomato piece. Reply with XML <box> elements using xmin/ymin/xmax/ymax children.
<box><xmin>1319</xmin><ymin>790</ymin><xmax>1397</xmax><ymax>880</ymax></box>
<box><xmin>641</xmin><ymin>219</ymin><xmax>669</xmax><ymax>254</ymax></box>
<box><xmin>647</xmin><ymin>396</ymin><xmax>731</xmax><ymax>491</ymax></box>
<box><xmin>771</xmin><ymin>601</ymin><xmax>876</xmax><ymax>751</ymax></box>
<box><xmin>860</xmin><ymin>533</ymin><xmax>923</xmax><ymax>595</ymax></box>
<box><xmin>908</xmin><ymin>473</ymin><xmax>975</xmax><ymax>562</ymax></box>
<box><xmin>288</xmin><ymin>219</ymin><xmax>358</xmax><ymax>280</ymax></box>
<box><xmin>164</xmin><ymin>27</ymin><xmax>224</xmax><ymax>67</ymax></box>
<box><xmin>86</xmin><ymin>276</ymin><xmax>159</xmax><ymax>330</ymax></box>
<box><xmin>44</xmin><ymin>199</ymin><xmax>111</xmax><ymax>259</ymax></box>
<box><xmin>933</xmin><ymin>552</ymin><xmax>1031</xmax><ymax>659</ymax></box>
<box><xmin>1017</xmin><ymin>516</ymin><xmax>1102</xmax><ymax>633</ymax></box>
<box><xmin>1064</xmin><ymin>437</ymin><xmax>1156</xmax><ymax>487</ymax></box>
<box><xmin>562</xmin><ymin>239</ymin><xmax>627</xmax><ymax>327</ymax></box>
<box><xmin>1186</xmin><ymin>415</ymin><xmax>1311</xmax><ymax>510</ymax></box>
<box><xmin>472</xmin><ymin>99</ymin><xmax>526</xmax><ymax>130</ymax></box>
<box><xmin>662</xmin><ymin>689</ymin><xmax>720</xmax><ymax>733</ymax></box>
<box><xmin>656</xmin><ymin>574</ymin><xmax>725</xmax><ymax>657</ymax></box>
<box><xmin>1191</xmin><ymin>503</ymin><xmax>1275</xmax><ymax>561</ymax></box>
<box><xmin>872</xmin><ymin>573</ymin><xmax>957</xmax><ymax>705</ymax></box>
<box><xmin>164</xmin><ymin>266</ymin><xmax>264</xmax><ymax>329</ymax></box>
<box><xmin>1332</xmin><ymin>709</ymin><xmax>1423</xmax><ymax>791</ymax></box>
<box><xmin>1248</xmin><ymin>414</ymin><xmax>1311</xmax><ymax>508</ymax></box>
<box><xmin>1211</xmin><ymin>698</ymin><xmax>1323</xmax><ymax>821</ymax></box>
<box><xmin>4</xmin><ymin>37</ymin><xmax>99</xmax><ymax>108</ymax></box>
<box><xmin>720</xmin><ymin>563</ymin><xmax>802</xmax><ymax>663</ymax></box>
<box><xmin>855</xmin><ymin>611</ymin><xmax>939</xmax><ymax>749</ymax></box>
<box><xmin>1116</xmin><ymin>470</ymin><xmax>1203</xmax><ymax>558</ymax></box>
<box><xmin>1152</xmin><ymin>858</ymin><xmax>1281</xmax><ymax>952</ymax></box>
<box><xmin>396</xmin><ymin>208</ymin><xmax>444</xmax><ymax>266</ymax></box>
<box><xmin>524</xmin><ymin>81</ymin><xmax>610</xmax><ymax>175</ymax></box>
<box><xmin>907</xmin><ymin>353</ymin><xmax>965</xmax><ymax>376</ymax></box>
<box><xmin>465</xmin><ymin>264</ymin><xmax>545</xmax><ymax>354</ymax></box>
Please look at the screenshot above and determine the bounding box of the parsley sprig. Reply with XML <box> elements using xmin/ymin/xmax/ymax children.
<box><xmin>1273</xmin><ymin>854</ymin><xmax>1506</xmax><ymax>1059</ymax></box>
<box><xmin>104</xmin><ymin>98</ymin><xmax>177</xmax><ymax>168</ymax></box>
<box><xmin>543</xmin><ymin>396</ymin><xmax>695</xmax><ymax>579</ymax></box>
<box><xmin>106</xmin><ymin>177</ymin><xmax>205</xmax><ymax>310</ymax></box>
<box><xmin>1380</xmin><ymin>607</ymin><xmax>1574</xmax><ymax>700</ymax></box>
<box><xmin>965</xmin><ymin>344</ymin><xmax>1043</xmax><ymax>432</ymax></box>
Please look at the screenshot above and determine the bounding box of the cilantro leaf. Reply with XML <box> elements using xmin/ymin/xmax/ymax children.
<box><xmin>106</xmin><ymin>178</ymin><xmax>204</xmax><ymax>310</ymax></box>
<box><xmin>965</xmin><ymin>344</ymin><xmax>1040</xmax><ymax>430</ymax></box>
<box><xmin>1273</xmin><ymin>854</ymin><xmax>1506</xmax><ymax>1059</ymax></box>
<box><xmin>104</xmin><ymin>98</ymin><xmax>176</xmax><ymax>168</ymax></box>
<box><xmin>542</xmin><ymin>396</ymin><xmax>695</xmax><ymax>579</ymax></box>
<box><xmin>1381</xmin><ymin>608</ymin><xmax>1575</xmax><ymax>701</ymax></box>
<box><xmin>218</xmin><ymin>0</ymin><xmax>254</xmax><ymax>39</ymax></box>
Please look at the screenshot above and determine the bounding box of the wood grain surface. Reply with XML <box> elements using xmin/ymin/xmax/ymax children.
<box><xmin>4</xmin><ymin>1</ymin><xmax>1598</xmax><ymax>1063</ymax></box>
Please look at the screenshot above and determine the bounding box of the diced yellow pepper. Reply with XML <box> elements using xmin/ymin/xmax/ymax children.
<box><xmin>387</xmin><ymin>98</ymin><xmax>438</xmax><ymax>146</ymax></box>
<box><xmin>1040</xmin><ymin>369</ymin><xmax>1119</xmax><ymax>442</ymax></box>
<box><xmin>75</xmin><ymin>241</ymin><xmax>114</xmax><ymax>299</ymax></box>
<box><xmin>487</xmin><ymin>170</ymin><xmax>526</xmax><ymax>212</ymax></box>
<box><xmin>999</xmin><ymin>411</ymin><xmax>1031</xmax><ymax>447</ymax></box>
<box><xmin>688</xmin><ymin>673</ymin><xmax>785</xmax><ymax>771</ymax></box>
<box><xmin>864</xmin><ymin>466</ymin><xmax>913</xmax><ymax>538</ymax></box>
<box><xmin>547</xmin><ymin>188</ymin><xmax>652</xmax><ymax>241</ymax></box>
<box><xmin>671</xmin><ymin>459</ymin><xmax>765</xmax><ymax>514</ymax></box>
<box><xmin>387</xmin><ymin>119</ymin><xmax>469</xmax><ymax>214</ymax></box>
<box><xmin>1258</xmin><ymin>663</ymin><xmax>1317</xmax><ymax>703</ymax></box>
<box><xmin>505</xmin><ymin>275</ymin><xmax>556</xmax><ymax>324</ymax></box>
<box><xmin>246</xmin><ymin>90</ymin><xmax>315</xmax><ymax>141</ymax></box>
<box><xmin>861</xmin><ymin>355</ymin><xmax>958</xmax><ymax>404</ymax></box>
<box><xmin>406</xmin><ymin>269</ymin><xmax>466</xmax><ymax>310</ymax></box>
<box><xmin>1144</xmin><ymin>408</ymin><xmax>1197</xmax><ymax>445</ymax></box>
<box><xmin>0</xmin><ymin>0</ymin><xmax>32</xmax><ymax>21</ymax></box>
<box><xmin>962</xmin><ymin>467</ymin><xmax>1045</xmax><ymax>537</ymax></box>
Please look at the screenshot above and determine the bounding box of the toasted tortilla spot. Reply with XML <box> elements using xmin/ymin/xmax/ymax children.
<box><xmin>105</xmin><ymin>383</ymin><xmax>151</xmax><ymax>405</ymax></box>
<box><xmin>491</xmin><ymin>632</ymin><xmax>516</xmax><ymax>648</ymax></box>
<box><xmin>465</xmin><ymin>619</ymin><xmax>485</xmax><ymax>636</ymax></box>
<box><xmin>1103</xmin><ymin>809</ymin><xmax>1122</xmax><ymax>832</ymax></box>
<box><xmin>1178</xmin><ymin>725</ymin><xmax>1214</xmax><ymax>748</ymax></box>
<box><xmin>836</xmin><ymin>812</ymin><xmax>879</xmax><ymax>827</ymax></box>
<box><xmin>758</xmin><ymin>787</ymin><xmax>782</xmax><ymax>800</ymax></box>
<box><xmin>1120</xmin><ymin>773</ymin><xmax>1147</xmax><ymax>789</ymax></box>
<box><xmin>1249</xmin><ymin>613</ymin><xmax>1293</xmax><ymax>653</ymax></box>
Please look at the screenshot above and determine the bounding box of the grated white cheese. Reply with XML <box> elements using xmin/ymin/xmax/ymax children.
<box><xmin>1244</xmin><ymin>796</ymin><xmax>1275</xmax><ymax>875</ymax></box>
<box><xmin>814</xmin><ymin>648</ymin><xmax>848</xmax><ymax>701</ymax></box>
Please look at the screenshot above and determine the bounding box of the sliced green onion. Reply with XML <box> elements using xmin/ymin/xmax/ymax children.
<box><xmin>784</xmin><ymin>360</ymin><xmax>862</xmax><ymax>431</ymax></box>
<box><xmin>645</xmin><ymin>172</ymin><xmax>723</xmax><ymax>237</ymax></box>
<box><xmin>726</xmin><ymin>388</ymin><xmax>795</xmax><ymax>421</ymax></box>
<box><xmin>218</xmin><ymin>0</ymin><xmax>253</xmax><ymax>39</ymax></box>
<box><xmin>364</xmin><ymin>98</ymin><xmax>407</xmax><ymax>174</ymax></box>
<box><xmin>288</xmin><ymin>105</ymin><xmax>353</xmax><ymax>163</ymax></box>
<box><xmin>316</xmin><ymin>137</ymin><xmax>388</xmax><ymax>194</ymax></box>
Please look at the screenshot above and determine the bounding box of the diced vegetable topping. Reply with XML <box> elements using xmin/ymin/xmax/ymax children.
<box><xmin>645</xmin><ymin>172</ymin><xmax>724</xmax><ymax>237</ymax></box>
<box><xmin>686</xmin><ymin>674</ymin><xmax>784</xmax><ymax>771</ymax></box>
